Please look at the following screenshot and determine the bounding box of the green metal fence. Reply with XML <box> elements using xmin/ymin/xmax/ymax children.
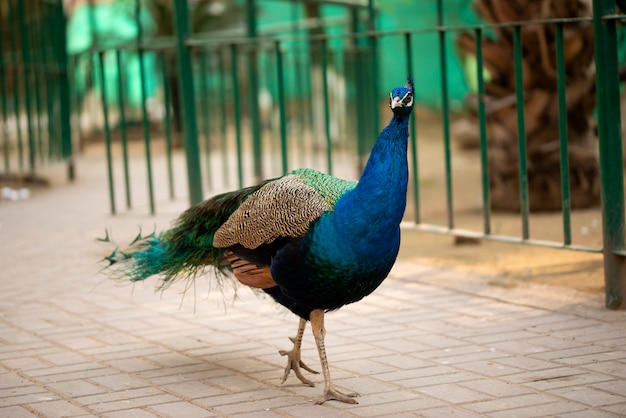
<box><xmin>0</xmin><ymin>0</ymin><xmax>72</xmax><ymax>180</ymax></box>
<box><xmin>68</xmin><ymin>0</ymin><xmax>625</xmax><ymax>309</ymax></box>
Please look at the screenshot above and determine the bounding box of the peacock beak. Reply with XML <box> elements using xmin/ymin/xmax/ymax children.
<box><xmin>390</xmin><ymin>96</ymin><xmax>405</xmax><ymax>109</ymax></box>
<box><xmin>390</xmin><ymin>93</ymin><xmax>413</xmax><ymax>109</ymax></box>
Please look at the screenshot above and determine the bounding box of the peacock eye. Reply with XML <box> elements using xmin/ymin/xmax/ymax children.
<box><xmin>402</xmin><ymin>92</ymin><xmax>413</xmax><ymax>106</ymax></box>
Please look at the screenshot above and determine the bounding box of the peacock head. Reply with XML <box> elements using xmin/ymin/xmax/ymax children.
<box><xmin>389</xmin><ymin>78</ymin><xmax>415</xmax><ymax>117</ymax></box>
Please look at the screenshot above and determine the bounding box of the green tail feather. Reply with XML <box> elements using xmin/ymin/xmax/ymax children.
<box><xmin>100</xmin><ymin>183</ymin><xmax>266</xmax><ymax>289</ymax></box>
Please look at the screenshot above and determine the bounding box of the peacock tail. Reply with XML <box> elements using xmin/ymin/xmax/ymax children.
<box><xmin>101</xmin><ymin>182</ymin><xmax>264</xmax><ymax>288</ymax></box>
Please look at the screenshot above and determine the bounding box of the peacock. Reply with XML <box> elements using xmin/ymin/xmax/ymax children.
<box><xmin>102</xmin><ymin>79</ymin><xmax>414</xmax><ymax>404</ymax></box>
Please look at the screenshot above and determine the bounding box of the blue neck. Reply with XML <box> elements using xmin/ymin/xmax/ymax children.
<box><xmin>334</xmin><ymin>113</ymin><xmax>410</xmax><ymax>246</ymax></box>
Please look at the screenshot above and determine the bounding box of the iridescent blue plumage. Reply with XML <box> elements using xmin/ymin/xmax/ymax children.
<box><xmin>102</xmin><ymin>79</ymin><xmax>415</xmax><ymax>404</ymax></box>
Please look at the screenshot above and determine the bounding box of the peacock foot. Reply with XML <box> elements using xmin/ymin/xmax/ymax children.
<box><xmin>279</xmin><ymin>337</ymin><xmax>319</xmax><ymax>387</ymax></box>
<box><xmin>314</xmin><ymin>386</ymin><xmax>360</xmax><ymax>405</ymax></box>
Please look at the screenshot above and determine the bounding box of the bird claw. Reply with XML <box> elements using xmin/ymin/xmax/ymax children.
<box><xmin>279</xmin><ymin>348</ymin><xmax>318</xmax><ymax>387</ymax></box>
<box><xmin>314</xmin><ymin>387</ymin><xmax>360</xmax><ymax>404</ymax></box>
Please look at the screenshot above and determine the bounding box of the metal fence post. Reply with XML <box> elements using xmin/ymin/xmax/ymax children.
<box><xmin>16</xmin><ymin>0</ymin><xmax>35</xmax><ymax>174</ymax></box>
<box><xmin>592</xmin><ymin>0</ymin><xmax>626</xmax><ymax>309</ymax></box>
<box><xmin>55</xmin><ymin>0</ymin><xmax>73</xmax><ymax>178</ymax></box>
<box><xmin>173</xmin><ymin>0</ymin><xmax>203</xmax><ymax>205</ymax></box>
<box><xmin>246</xmin><ymin>0</ymin><xmax>263</xmax><ymax>182</ymax></box>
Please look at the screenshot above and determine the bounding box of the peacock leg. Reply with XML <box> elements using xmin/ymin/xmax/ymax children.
<box><xmin>309</xmin><ymin>309</ymin><xmax>360</xmax><ymax>404</ymax></box>
<box><xmin>279</xmin><ymin>317</ymin><xmax>318</xmax><ymax>387</ymax></box>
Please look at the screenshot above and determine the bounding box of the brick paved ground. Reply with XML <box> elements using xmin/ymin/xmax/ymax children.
<box><xmin>1</xmin><ymin>153</ymin><xmax>626</xmax><ymax>417</ymax></box>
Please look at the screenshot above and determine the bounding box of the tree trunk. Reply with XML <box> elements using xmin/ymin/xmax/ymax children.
<box><xmin>455</xmin><ymin>0</ymin><xmax>600</xmax><ymax>211</ymax></box>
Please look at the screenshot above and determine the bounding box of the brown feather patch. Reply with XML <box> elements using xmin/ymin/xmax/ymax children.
<box><xmin>225</xmin><ymin>250</ymin><xmax>276</xmax><ymax>289</ymax></box>
<box><xmin>213</xmin><ymin>175</ymin><xmax>331</xmax><ymax>249</ymax></box>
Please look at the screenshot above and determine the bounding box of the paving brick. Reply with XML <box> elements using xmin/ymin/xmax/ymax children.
<box><xmin>35</xmin><ymin>367</ymin><xmax>113</xmax><ymax>384</ymax></box>
<box><xmin>457</xmin><ymin>378</ymin><xmax>534</xmax><ymax>397</ymax></box>
<box><xmin>492</xmin><ymin>355</ymin><xmax>562</xmax><ymax>371</ymax></box>
<box><xmin>103</xmin><ymin>358</ymin><xmax>161</xmax><ymax>373</ymax></box>
<box><xmin>416</xmin><ymin>383</ymin><xmax>491</xmax><ymax>404</ymax></box>
<box><xmin>418</xmin><ymin>407</ymin><xmax>484</xmax><ymax>417</ymax></box>
<box><xmin>452</xmin><ymin>359</ymin><xmax>524</xmax><ymax>377</ymax></box>
<box><xmin>582</xmin><ymin>359</ymin><xmax>626</xmax><ymax>377</ymax></box>
<box><xmin>2</xmin><ymin>356</ymin><xmax>52</xmax><ymax>371</ymax></box>
<box><xmin>346</xmin><ymin>395</ymin><xmax>444</xmax><ymax>417</ymax></box>
<box><xmin>148</xmin><ymin>401</ymin><xmax>217</xmax><ymax>417</ymax></box>
<box><xmin>161</xmin><ymin>381</ymin><xmax>229</xmax><ymax>399</ymax></box>
<box><xmin>487</xmin><ymin>401</ymin><xmax>585</xmax><ymax>418</ymax></box>
<box><xmin>38</xmin><ymin>351</ymin><xmax>93</xmax><ymax>366</ymax></box>
<box><xmin>0</xmin><ymin>372</ymin><xmax>35</xmax><ymax>389</ymax></box>
<box><xmin>276</xmin><ymin>403</ymin><xmax>356</xmax><ymax>418</ymax></box>
<box><xmin>27</xmin><ymin>399</ymin><xmax>92</xmax><ymax>417</ymax></box>
<box><xmin>0</xmin><ymin>391</ymin><xmax>60</xmax><ymax>407</ymax></box>
<box><xmin>530</xmin><ymin>318</ymin><xmax>602</xmax><ymax>333</ymax></box>
<box><xmin>557</xmin><ymin>409</ymin><xmax>621</xmax><ymax>418</ymax></box>
<box><xmin>601</xmin><ymin>402</ymin><xmax>626</xmax><ymax>416</ymax></box>
<box><xmin>0</xmin><ymin>406</ymin><xmax>39</xmax><ymax>417</ymax></box>
<box><xmin>101</xmin><ymin>408</ymin><xmax>160</xmax><ymax>418</ymax></box>
<box><xmin>46</xmin><ymin>380</ymin><xmax>106</xmax><ymax>398</ymax></box>
<box><xmin>509</xmin><ymin>369</ymin><xmax>612</xmax><ymax>391</ymax></box>
<box><xmin>548</xmin><ymin>386</ymin><xmax>625</xmax><ymax>407</ymax></box>
<box><xmin>194</xmin><ymin>388</ymin><xmax>290</xmax><ymax>409</ymax></box>
<box><xmin>522</xmin><ymin>335</ymin><xmax>584</xmax><ymax>350</ymax></box>
<box><xmin>463</xmin><ymin>393</ymin><xmax>559</xmax><ymax>414</ymax></box>
<box><xmin>88</xmin><ymin>374</ymin><xmax>149</xmax><ymax>392</ymax></box>
<box><xmin>22</xmin><ymin>362</ymin><xmax>104</xmax><ymax>378</ymax></box>
<box><xmin>0</xmin><ymin>385</ymin><xmax>48</xmax><ymax>399</ymax></box>
<box><xmin>531</xmin><ymin>345</ymin><xmax>612</xmax><ymax>363</ymax></box>
<box><xmin>86</xmin><ymin>345</ymin><xmax>168</xmax><ymax>361</ymax></box>
<box><xmin>395</xmin><ymin>370</ymin><xmax>479</xmax><ymax>389</ymax></box>
<box><xmin>212</xmin><ymin>395</ymin><xmax>303</xmax><ymax>415</ymax></box>
<box><xmin>88</xmin><ymin>394</ymin><xmax>182</xmax><ymax>413</ymax></box>
<box><xmin>591</xmin><ymin>380</ymin><xmax>626</xmax><ymax>397</ymax></box>
<box><xmin>231</xmin><ymin>411</ymin><xmax>286</xmax><ymax>418</ymax></box>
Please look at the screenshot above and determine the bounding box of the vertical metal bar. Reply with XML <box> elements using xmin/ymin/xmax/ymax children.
<box><xmin>513</xmin><ymin>25</ymin><xmax>530</xmax><ymax>240</ymax></box>
<box><xmin>246</xmin><ymin>0</ymin><xmax>263</xmax><ymax>182</ymax></box>
<box><xmin>555</xmin><ymin>22</ymin><xmax>572</xmax><ymax>246</ymax></box>
<box><xmin>475</xmin><ymin>28</ymin><xmax>491</xmax><ymax>235</ymax></box>
<box><xmin>217</xmin><ymin>49</ymin><xmax>229</xmax><ymax>183</ymax></box>
<box><xmin>230</xmin><ymin>44</ymin><xmax>244</xmax><ymax>189</ymax></box>
<box><xmin>7</xmin><ymin>0</ymin><xmax>23</xmax><ymax>172</ymax></box>
<box><xmin>199</xmin><ymin>51</ymin><xmax>212</xmax><ymax>189</ymax></box>
<box><xmin>20</xmin><ymin>0</ymin><xmax>34</xmax><ymax>163</ymax></box>
<box><xmin>54</xmin><ymin>0</ymin><xmax>72</xmax><ymax>173</ymax></box>
<box><xmin>98</xmin><ymin>52</ymin><xmax>116</xmax><ymax>215</ymax></box>
<box><xmin>16</xmin><ymin>0</ymin><xmax>35</xmax><ymax>173</ymax></box>
<box><xmin>160</xmin><ymin>53</ymin><xmax>175</xmax><ymax>200</ymax></box>
<box><xmin>592</xmin><ymin>0</ymin><xmax>626</xmax><ymax>309</ymax></box>
<box><xmin>115</xmin><ymin>50</ymin><xmax>131</xmax><ymax>209</ymax></box>
<box><xmin>44</xmin><ymin>2</ymin><xmax>58</xmax><ymax>160</ymax></box>
<box><xmin>32</xmin><ymin>0</ymin><xmax>44</xmax><ymax>165</ymax></box>
<box><xmin>46</xmin><ymin>4</ymin><xmax>60</xmax><ymax>160</ymax></box>
<box><xmin>305</xmin><ymin>47</ymin><xmax>315</xmax><ymax>167</ymax></box>
<box><xmin>275</xmin><ymin>40</ymin><xmax>288</xmax><ymax>174</ymax></box>
<box><xmin>135</xmin><ymin>0</ymin><xmax>155</xmax><ymax>214</ymax></box>
<box><xmin>320</xmin><ymin>38</ymin><xmax>333</xmax><ymax>175</ymax></box>
<box><xmin>0</xmin><ymin>16</ymin><xmax>10</xmax><ymax>174</ymax></box>
<box><xmin>368</xmin><ymin>0</ymin><xmax>380</xmax><ymax>138</ymax></box>
<box><xmin>291</xmin><ymin>4</ymin><xmax>306</xmax><ymax>168</ymax></box>
<box><xmin>437</xmin><ymin>0</ymin><xmax>454</xmax><ymax>229</ymax></box>
<box><xmin>404</xmin><ymin>32</ymin><xmax>420</xmax><ymax>224</ymax></box>
<box><xmin>174</xmin><ymin>0</ymin><xmax>203</xmax><ymax>205</ymax></box>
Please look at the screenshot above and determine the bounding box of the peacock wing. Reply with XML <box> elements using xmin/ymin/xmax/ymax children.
<box><xmin>212</xmin><ymin>169</ymin><xmax>356</xmax><ymax>250</ymax></box>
